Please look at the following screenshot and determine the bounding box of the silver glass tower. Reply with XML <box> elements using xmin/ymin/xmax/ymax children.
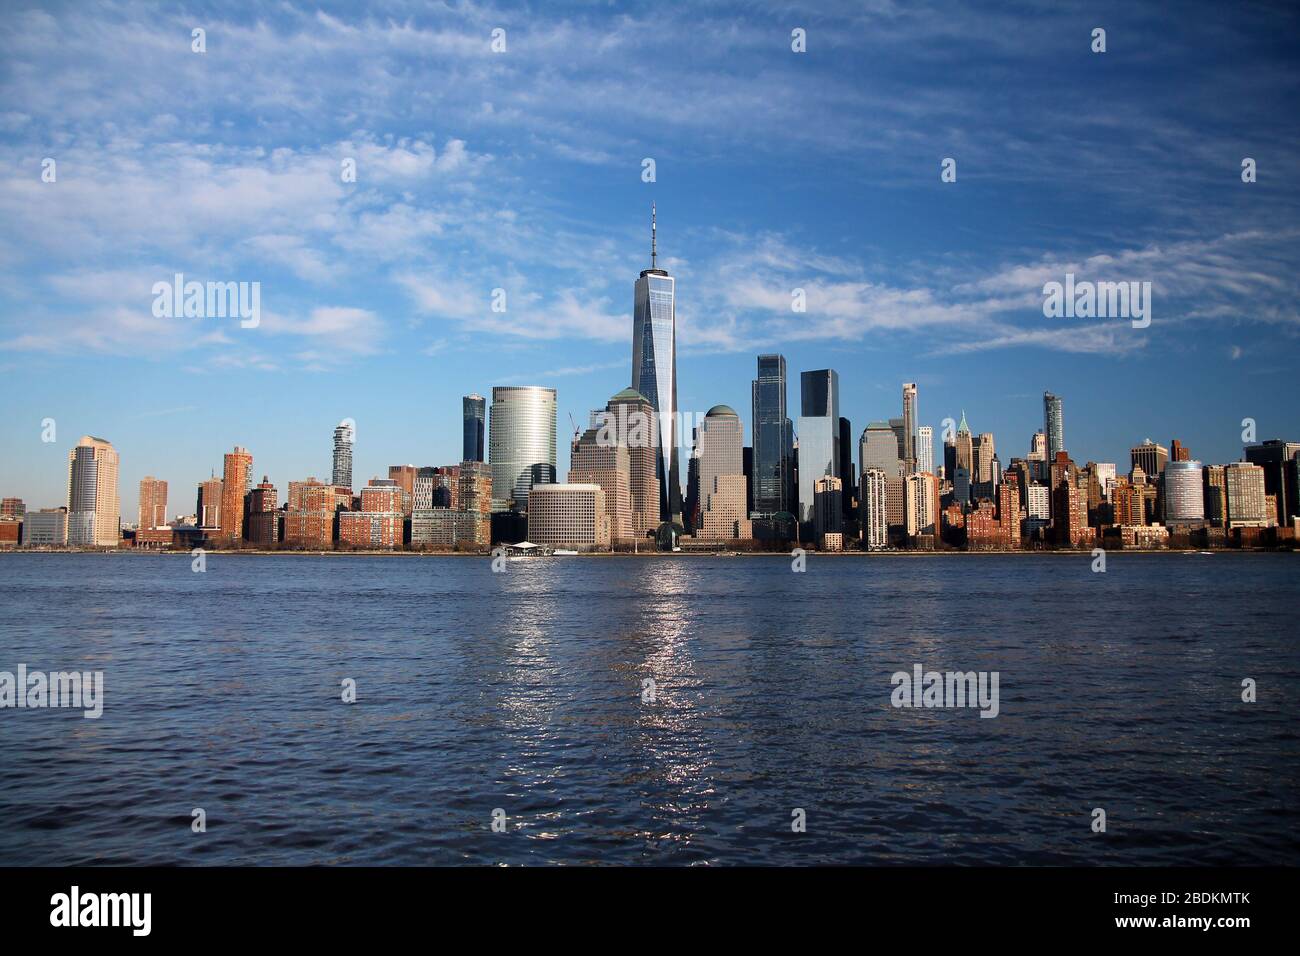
<box><xmin>462</xmin><ymin>394</ymin><xmax>486</xmax><ymax>462</ymax></box>
<box><xmin>751</xmin><ymin>353</ymin><xmax>793</xmax><ymax>515</ymax></box>
<box><xmin>631</xmin><ymin>203</ymin><xmax>681</xmax><ymax>522</ymax></box>
<box><xmin>489</xmin><ymin>385</ymin><xmax>557</xmax><ymax>513</ymax></box>
<box><xmin>797</xmin><ymin>369</ymin><xmax>840</xmax><ymax>525</ymax></box>
<box><xmin>332</xmin><ymin>420</ymin><xmax>354</xmax><ymax>489</ymax></box>
<box><xmin>1044</xmin><ymin>391</ymin><xmax>1064</xmax><ymax>459</ymax></box>
<box><xmin>902</xmin><ymin>382</ymin><xmax>918</xmax><ymax>474</ymax></box>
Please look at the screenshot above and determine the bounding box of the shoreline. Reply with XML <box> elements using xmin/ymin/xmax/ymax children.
<box><xmin>1</xmin><ymin>547</ymin><xmax>1291</xmax><ymax>558</ymax></box>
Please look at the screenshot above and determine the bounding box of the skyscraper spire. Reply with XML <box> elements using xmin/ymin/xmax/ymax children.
<box><xmin>651</xmin><ymin>201</ymin><xmax>657</xmax><ymax>269</ymax></box>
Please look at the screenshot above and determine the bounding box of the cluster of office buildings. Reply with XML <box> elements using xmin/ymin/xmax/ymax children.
<box><xmin>2</xmin><ymin>212</ymin><xmax>1297</xmax><ymax>553</ymax></box>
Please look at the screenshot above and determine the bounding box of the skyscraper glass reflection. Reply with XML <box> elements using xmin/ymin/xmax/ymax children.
<box><xmin>752</xmin><ymin>353</ymin><xmax>792</xmax><ymax>515</ymax></box>
<box><xmin>797</xmin><ymin>369</ymin><xmax>839</xmax><ymax>525</ymax></box>
<box><xmin>631</xmin><ymin>203</ymin><xmax>680</xmax><ymax>522</ymax></box>
<box><xmin>488</xmin><ymin>386</ymin><xmax>556</xmax><ymax>513</ymax></box>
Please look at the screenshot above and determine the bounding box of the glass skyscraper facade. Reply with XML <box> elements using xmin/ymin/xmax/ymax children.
<box><xmin>797</xmin><ymin>368</ymin><xmax>839</xmax><ymax>524</ymax></box>
<box><xmin>902</xmin><ymin>382</ymin><xmax>918</xmax><ymax>473</ymax></box>
<box><xmin>751</xmin><ymin>353</ymin><xmax>792</xmax><ymax>515</ymax></box>
<box><xmin>488</xmin><ymin>386</ymin><xmax>556</xmax><ymax>513</ymax></box>
<box><xmin>1044</xmin><ymin>391</ymin><xmax>1064</xmax><ymax>459</ymax></box>
<box><xmin>332</xmin><ymin>420</ymin><xmax>354</xmax><ymax>489</ymax></box>
<box><xmin>462</xmin><ymin>394</ymin><xmax>486</xmax><ymax>463</ymax></box>
<box><xmin>631</xmin><ymin>204</ymin><xmax>680</xmax><ymax>523</ymax></box>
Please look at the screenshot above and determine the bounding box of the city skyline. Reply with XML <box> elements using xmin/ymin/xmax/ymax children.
<box><xmin>2</xmin><ymin>1</ymin><xmax>1298</xmax><ymax>517</ymax></box>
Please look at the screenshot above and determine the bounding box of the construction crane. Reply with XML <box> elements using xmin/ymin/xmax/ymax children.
<box><xmin>568</xmin><ymin>411</ymin><xmax>581</xmax><ymax>450</ymax></box>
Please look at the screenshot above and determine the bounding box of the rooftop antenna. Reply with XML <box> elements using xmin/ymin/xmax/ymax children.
<box><xmin>651</xmin><ymin>201</ymin><xmax>657</xmax><ymax>270</ymax></box>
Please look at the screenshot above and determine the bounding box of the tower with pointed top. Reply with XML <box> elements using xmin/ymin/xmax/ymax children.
<box><xmin>631</xmin><ymin>204</ymin><xmax>681</xmax><ymax>523</ymax></box>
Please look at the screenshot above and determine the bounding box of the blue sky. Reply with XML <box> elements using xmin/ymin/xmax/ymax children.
<box><xmin>2</xmin><ymin>0</ymin><xmax>1298</xmax><ymax>517</ymax></box>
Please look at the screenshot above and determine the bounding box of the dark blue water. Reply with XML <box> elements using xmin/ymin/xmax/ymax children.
<box><xmin>0</xmin><ymin>552</ymin><xmax>1296</xmax><ymax>866</ymax></box>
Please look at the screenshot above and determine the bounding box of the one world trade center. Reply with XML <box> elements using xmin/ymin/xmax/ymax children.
<box><xmin>631</xmin><ymin>203</ymin><xmax>682</xmax><ymax>524</ymax></box>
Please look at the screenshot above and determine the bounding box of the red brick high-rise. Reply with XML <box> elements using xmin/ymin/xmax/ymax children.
<box><xmin>220</xmin><ymin>447</ymin><xmax>253</xmax><ymax>540</ymax></box>
<box><xmin>138</xmin><ymin>476</ymin><xmax>168</xmax><ymax>529</ymax></box>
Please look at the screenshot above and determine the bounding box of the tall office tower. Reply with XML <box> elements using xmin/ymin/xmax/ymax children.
<box><xmin>138</xmin><ymin>476</ymin><xmax>168</xmax><ymax>529</ymax></box>
<box><xmin>631</xmin><ymin>203</ymin><xmax>681</xmax><ymax>523</ymax></box>
<box><xmin>975</xmin><ymin>432</ymin><xmax>996</xmax><ymax>485</ymax></box>
<box><xmin>1026</xmin><ymin>429</ymin><xmax>1048</xmax><ymax>483</ymax></box>
<box><xmin>1203</xmin><ymin>464</ymin><xmax>1229</xmax><ymax>527</ymax></box>
<box><xmin>695</xmin><ymin>405</ymin><xmax>752</xmax><ymax>539</ymax></box>
<box><xmin>1131</xmin><ymin>439</ymin><xmax>1169</xmax><ymax>479</ymax></box>
<box><xmin>66</xmin><ymin>435</ymin><xmax>120</xmax><ymax>547</ymax></box>
<box><xmin>1243</xmin><ymin>439</ymin><xmax>1300</xmax><ymax>526</ymax></box>
<box><xmin>885</xmin><ymin>475</ymin><xmax>906</xmax><ymax>533</ymax></box>
<box><xmin>955</xmin><ymin>411</ymin><xmax>974</xmax><ymax>477</ymax></box>
<box><xmin>1050</xmin><ymin>451</ymin><xmax>1089</xmax><ymax>546</ymax></box>
<box><xmin>457</xmin><ymin>460</ymin><xmax>493</xmax><ymax>545</ymax></box>
<box><xmin>812</xmin><ymin>474</ymin><xmax>843</xmax><ymax>542</ymax></box>
<box><xmin>742</xmin><ymin>446</ymin><xmax>754</xmax><ymax>514</ymax></box>
<box><xmin>901</xmin><ymin>382</ymin><xmax>918</xmax><ymax>473</ymax></box>
<box><xmin>462</xmin><ymin>394</ymin><xmax>486</xmax><ymax>462</ymax></box>
<box><xmin>837</xmin><ymin>416</ymin><xmax>855</xmax><ymax>518</ymax></box>
<box><xmin>796</xmin><ymin>369</ymin><xmax>840</xmax><ymax>525</ymax></box>
<box><xmin>570</xmin><ymin>434</ymin><xmax>633</xmax><ymax>545</ymax></box>
<box><xmin>904</xmin><ymin>472</ymin><xmax>939</xmax><ymax>537</ymax></box>
<box><xmin>751</xmin><ymin>354</ymin><xmax>792</xmax><ymax>516</ymax></box>
<box><xmin>859</xmin><ymin>421</ymin><xmax>901</xmax><ymax>478</ymax></box>
<box><xmin>489</xmin><ymin>385</ymin><xmax>557</xmax><ymax>513</ymax></box>
<box><xmin>598</xmin><ymin>387</ymin><xmax>662</xmax><ymax>538</ymax></box>
<box><xmin>1043</xmin><ymin>392</ymin><xmax>1064</xmax><ymax>458</ymax></box>
<box><xmin>860</xmin><ymin>468</ymin><xmax>889</xmax><ymax>550</ymax></box>
<box><xmin>1224</xmin><ymin>462</ymin><xmax>1269</xmax><ymax>528</ymax></box>
<box><xmin>953</xmin><ymin>467</ymin><xmax>972</xmax><ymax>506</ymax></box>
<box><xmin>387</xmin><ymin>465</ymin><xmax>417</xmax><ymax>516</ymax></box>
<box><xmin>1170</xmin><ymin>439</ymin><xmax>1191</xmax><ymax>463</ymax></box>
<box><xmin>197</xmin><ymin>476</ymin><xmax>223</xmax><ymax>528</ymax></box>
<box><xmin>1162</xmin><ymin>460</ymin><xmax>1205</xmax><ymax>526</ymax></box>
<box><xmin>684</xmin><ymin>449</ymin><xmax>701</xmax><ymax>533</ymax></box>
<box><xmin>1093</xmin><ymin>462</ymin><xmax>1117</xmax><ymax>500</ymax></box>
<box><xmin>1025</xmin><ymin>483</ymin><xmax>1052</xmax><ymax>534</ymax></box>
<box><xmin>220</xmin><ymin>446</ymin><xmax>253</xmax><ymax>540</ymax></box>
<box><xmin>917</xmin><ymin>425</ymin><xmax>934</xmax><ymax>476</ymax></box>
<box><xmin>943</xmin><ymin>433</ymin><xmax>956</xmax><ymax>481</ymax></box>
<box><xmin>889</xmin><ymin>418</ymin><xmax>907</xmax><ymax>461</ymax></box>
<box><xmin>332</xmin><ymin>421</ymin><xmax>354</xmax><ymax>490</ymax></box>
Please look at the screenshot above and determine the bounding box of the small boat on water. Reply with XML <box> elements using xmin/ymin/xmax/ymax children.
<box><xmin>502</xmin><ymin>541</ymin><xmax>554</xmax><ymax>558</ymax></box>
<box><xmin>554</xmin><ymin>549</ymin><xmax>578</xmax><ymax>556</ymax></box>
